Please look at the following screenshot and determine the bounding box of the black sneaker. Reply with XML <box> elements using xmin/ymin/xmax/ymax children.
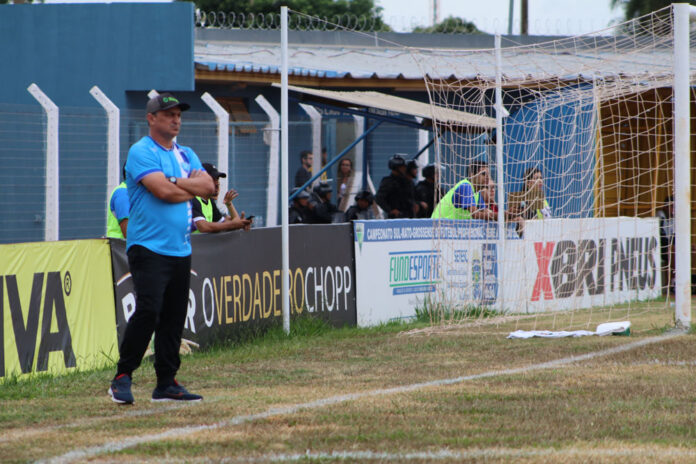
<box><xmin>151</xmin><ymin>380</ymin><xmax>203</xmax><ymax>402</ymax></box>
<box><xmin>109</xmin><ymin>374</ymin><xmax>134</xmax><ymax>405</ymax></box>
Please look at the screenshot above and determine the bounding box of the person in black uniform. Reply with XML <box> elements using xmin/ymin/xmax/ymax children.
<box><xmin>405</xmin><ymin>159</ymin><xmax>419</xmax><ymax>184</ymax></box>
<box><xmin>375</xmin><ymin>154</ymin><xmax>418</xmax><ymax>218</ymax></box>
<box><xmin>415</xmin><ymin>164</ymin><xmax>440</xmax><ymax>218</ymax></box>
<box><xmin>345</xmin><ymin>190</ymin><xmax>376</xmax><ymax>221</ymax></box>
<box><xmin>289</xmin><ymin>188</ymin><xmax>311</xmax><ymax>224</ymax></box>
<box><xmin>307</xmin><ymin>181</ymin><xmax>339</xmax><ymax>224</ymax></box>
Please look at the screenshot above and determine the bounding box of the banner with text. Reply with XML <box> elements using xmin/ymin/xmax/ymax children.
<box><xmin>353</xmin><ymin>219</ymin><xmax>519</xmax><ymax>326</ymax></box>
<box><xmin>521</xmin><ymin>217</ymin><xmax>661</xmax><ymax>312</ymax></box>
<box><xmin>110</xmin><ymin>224</ymin><xmax>356</xmax><ymax>347</ymax></box>
<box><xmin>1</xmin><ymin>240</ymin><xmax>118</xmax><ymax>381</ymax></box>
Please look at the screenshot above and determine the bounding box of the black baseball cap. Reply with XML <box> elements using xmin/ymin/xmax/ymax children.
<box><xmin>291</xmin><ymin>187</ymin><xmax>310</xmax><ymax>200</ymax></box>
<box><xmin>146</xmin><ymin>92</ymin><xmax>191</xmax><ymax>114</ymax></box>
<box><xmin>202</xmin><ymin>163</ymin><xmax>227</xmax><ymax>179</ymax></box>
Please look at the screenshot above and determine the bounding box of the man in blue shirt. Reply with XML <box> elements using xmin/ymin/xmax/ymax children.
<box><xmin>109</xmin><ymin>93</ymin><xmax>214</xmax><ymax>405</ymax></box>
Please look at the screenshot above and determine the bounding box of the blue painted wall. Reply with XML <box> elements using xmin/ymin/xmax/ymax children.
<box><xmin>503</xmin><ymin>85</ymin><xmax>596</xmax><ymax>218</ymax></box>
<box><xmin>0</xmin><ymin>3</ymin><xmax>194</xmax><ymax>108</ymax></box>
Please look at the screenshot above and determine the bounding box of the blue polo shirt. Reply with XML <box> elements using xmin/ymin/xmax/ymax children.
<box><xmin>125</xmin><ymin>136</ymin><xmax>203</xmax><ymax>257</ymax></box>
<box><xmin>452</xmin><ymin>181</ymin><xmax>485</xmax><ymax>210</ymax></box>
<box><xmin>110</xmin><ymin>186</ymin><xmax>130</xmax><ymax>221</ymax></box>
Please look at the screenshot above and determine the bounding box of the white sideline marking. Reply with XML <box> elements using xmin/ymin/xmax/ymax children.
<box><xmin>171</xmin><ymin>447</ymin><xmax>696</xmax><ymax>462</ymax></box>
<box><xmin>170</xmin><ymin>447</ymin><xmax>696</xmax><ymax>462</ymax></box>
<box><xmin>40</xmin><ymin>332</ymin><xmax>684</xmax><ymax>464</ymax></box>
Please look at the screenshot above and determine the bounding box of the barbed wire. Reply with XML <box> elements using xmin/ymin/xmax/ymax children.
<box><xmin>193</xmin><ymin>10</ymin><xmax>629</xmax><ymax>35</ymax></box>
<box><xmin>195</xmin><ymin>10</ymin><xmax>392</xmax><ymax>32</ymax></box>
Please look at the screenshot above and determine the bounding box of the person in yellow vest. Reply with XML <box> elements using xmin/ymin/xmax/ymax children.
<box><xmin>107</xmin><ymin>166</ymin><xmax>129</xmax><ymax>238</ymax></box>
<box><xmin>509</xmin><ymin>167</ymin><xmax>552</xmax><ymax>220</ymax></box>
<box><xmin>192</xmin><ymin>163</ymin><xmax>252</xmax><ymax>233</ymax></box>
<box><xmin>432</xmin><ymin>160</ymin><xmax>497</xmax><ymax>220</ymax></box>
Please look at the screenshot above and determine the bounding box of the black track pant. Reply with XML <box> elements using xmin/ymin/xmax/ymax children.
<box><xmin>116</xmin><ymin>245</ymin><xmax>191</xmax><ymax>388</ymax></box>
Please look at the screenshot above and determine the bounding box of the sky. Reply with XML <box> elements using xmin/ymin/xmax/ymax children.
<box><xmin>41</xmin><ymin>0</ymin><xmax>626</xmax><ymax>36</ymax></box>
<box><xmin>376</xmin><ymin>0</ymin><xmax>625</xmax><ymax>35</ymax></box>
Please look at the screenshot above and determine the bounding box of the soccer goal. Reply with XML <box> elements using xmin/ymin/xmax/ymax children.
<box><xmin>410</xmin><ymin>5</ymin><xmax>694</xmax><ymax>329</ymax></box>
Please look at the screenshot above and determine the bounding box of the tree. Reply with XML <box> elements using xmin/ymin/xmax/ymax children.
<box><xmin>412</xmin><ymin>16</ymin><xmax>481</xmax><ymax>34</ymax></box>
<box><xmin>185</xmin><ymin>0</ymin><xmax>388</xmax><ymax>30</ymax></box>
<box><xmin>610</xmin><ymin>0</ymin><xmax>696</xmax><ymax>35</ymax></box>
<box><xmin>610</xmin><ymin>0</ymin><xmax>696</xmax><ymax>21</ymax></box>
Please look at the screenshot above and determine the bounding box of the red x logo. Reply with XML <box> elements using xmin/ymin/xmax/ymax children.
<box><xmin>531</xmin><ymin>242</ymin><xmax>555</xmax><ymax>301</ymax></box>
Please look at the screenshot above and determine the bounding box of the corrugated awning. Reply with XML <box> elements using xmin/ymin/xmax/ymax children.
<box><xmin>277</xmin><ymin>84</ymin><xmax>496</xmax><ymax>130</ymax></box>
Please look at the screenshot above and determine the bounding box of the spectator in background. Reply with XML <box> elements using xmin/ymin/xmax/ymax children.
<box><xmin>432</xmin><ymin>160</ymin><xmax>495</xmax><ymax>220</ymax></box>
<box><xmin>109</xmin><ymin>92</ymin><xmax>214</xmax><ymax>405</ymax></box>
<box><xmin>107</xmin><ymin>165</ymin><xmax>129</xmax><ymax>238</ymax></box>
<box><xmin>376</xmin><ymin>154</ymin><xmax>418</xmax><ymax>218</ymax></box>
<box><xmin>657</xmin><ymin>194</ymin><xmax>675</xmax><ymax>294</ymax></box>
<box><xmin>479</xmin><ymin>179</ymin><xmax>497</xmax><ymax>213</ymax></box>
<box><xmin>320</xmin><ymin>147</ymin><xmax>329</xmax><ymax>182</ymax></box>
<box><xmin>192</xmin><ymin>163</ymin><xmax>252</xmax><ymax>233</ymax></box>
<box><xmin>509</xmin><ymin>167</ymin><xmax>552</xmax><ymax>220</ymax></box>
<box><xmin>289</xmin><ymin>187</ymin><xmax>311</xmax><ymax>224</ymax></box>
<box><xmin>415</xmin><ymin>163</ymin><xmax>439</xmax><ymax>218</ymax></box>
<box><xmin>345</xmin><ymin>190</ymin><xmax>377</xmax><ymax>221</ymax></box>
<box><xmin>294</xmin><ymin>150</ymin><xmax>313</xmax><ymax>189</ymax></box>
<box><xmin>480</xmin><ymin>178</ymin><xmax>524</xmax><ymax>232</ymax></box>
<box><xmin>405</xmin><ymin>159</ymin><xmax>419</xmax><ymax>184</ymax></box>
<box><xmin>308</xmin><ymin>181</ymin><xmax>339</xmax><ymax>224</ymax></box>
<box><xmin>336</xmin><ymin>157</ymin><xmax>354</xmax><ymax>211</ymax></box>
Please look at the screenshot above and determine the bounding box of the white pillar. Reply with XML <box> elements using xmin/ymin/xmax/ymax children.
<box><xmin>201</xmin><ymin>92</ymin><xmax>230</xmax><ymax>196</ymax></box>
<box><xmin>255</xmin><ymin>95</ymin><xmax>280</xmax><ymax>227</ymax></box>
<box><xmin>90</xmin><ymin>86</ymin><xmax>120</xmax><ymax>232</ymax></box>
<box><xmin>28</xmin><ymin>83</ymin><xmax>59</xmax><ymax>242</ymax></box>
<box><xmin>280</xmin><ymin>6</ymin><xmax>291</xmax><ymax>335</ymax></box>
<box><xmin>299</xmin><ymin>103</ymin><xmax>322</xmax><ymax>186</ymax></box>
<box><xmin>494</xmin><ymin>34</ymin><xmax>507</xmax><ymax>309</ymax></box>
<box><xmin>672</xmin><ymin>3</ymin><xmax>693</xmax><ymax>328</ymax></box>
<box><xmin>417</xmin><ymin>118</ymin><xmax>430</xmax><ymax>180</ymax></box>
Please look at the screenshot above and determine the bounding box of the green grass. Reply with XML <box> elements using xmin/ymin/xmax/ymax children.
<box><xmin>414</xmin><ymin>301</ymin><xmax>503</xmax><ymax>323</ymax></box>
<box><xmin>3</xmin><ymin>299</ymin><xmax>695</xmax><ymax>463</ymax></box>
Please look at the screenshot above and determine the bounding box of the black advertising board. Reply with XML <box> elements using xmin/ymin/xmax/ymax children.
<box><xmin>110</xmin><ymin>224</ymin><xmax>357</xmax><ymax>347</ymax></box>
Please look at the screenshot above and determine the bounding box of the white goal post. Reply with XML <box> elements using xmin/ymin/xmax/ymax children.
<box><xmin>409</xmin><ymin>4</ymin><xmax>694</xmax><ymax>328</ymax></box>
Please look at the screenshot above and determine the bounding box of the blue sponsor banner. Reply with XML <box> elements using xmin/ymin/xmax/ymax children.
<box><xmin>393</xmin><ymin>284</ymin><xmax>437</xmax><ymax>295</ymax></box>
<box><xmin>388</xmin><ymin>249</ymin><xmax>440</xmax><ymax>296</ymax></box>
<box><xmin>354</xmin><ymin>219</ymin><xmax>518</xmax><ymax>247</ymax></box>
<box><xmin>353</xmin><ymin>219</ymin><xmax>512</xmax><ymax>325</ymax></box>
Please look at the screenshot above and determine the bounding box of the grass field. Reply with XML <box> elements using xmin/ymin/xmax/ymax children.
<box><xmin>2</xmin><ymin>299</ymin><xmax>696</xmax><ymax>463</ymax></box>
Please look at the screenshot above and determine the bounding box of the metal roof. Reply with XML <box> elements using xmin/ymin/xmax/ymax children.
<box><xmin>194</xmin><ymin>38</ymin><xmax>693</xmax><ymax>84</ymax></box>
<box><xmin>277</xmin><ymin>84</ymin><xmax>496</xmax><ymax>129</ymax></box>
<box><xmin>195</xmin><ymin>42</ymin><xmax>424</xmax><ymax>80</ymax></box>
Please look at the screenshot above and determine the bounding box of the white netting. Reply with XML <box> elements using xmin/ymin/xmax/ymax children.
<box><xmin>407</xmin><ymin>6</ymin><xmax>690</xmax><ymax>328</ymax></box>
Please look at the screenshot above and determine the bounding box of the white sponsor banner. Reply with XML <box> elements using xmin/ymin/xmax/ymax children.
<box><xmin>353</xmin><ymin>219</ymin><xmax>519</xmax><ymax>326</ymax></box>
<box><xmin>353</xmin><ymin>217</ymin><xmax>661</xmax><ymax>326</ymax></box>
<box><xmin>522</xmin><ymin>217</ymin><xmax>661</xmax><ymax>312</ymax></box>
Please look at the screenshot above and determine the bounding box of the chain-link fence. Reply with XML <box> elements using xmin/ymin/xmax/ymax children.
<box><xmin>0</xmin><ymin>101</ymin><xmax>429</xmax><ymax>244</ymax></box>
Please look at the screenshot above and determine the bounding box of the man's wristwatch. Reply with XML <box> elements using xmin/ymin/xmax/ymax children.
<box><xmin>168</xmin><ymin>176</ymin><xmax>177</xmax><ymax>184</ymax></box>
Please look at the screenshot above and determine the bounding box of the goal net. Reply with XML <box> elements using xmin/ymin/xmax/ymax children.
<box><xmin>408</xmin><ymin>6</ymin><xmax>693</xmax><ymax>329</ymax></box>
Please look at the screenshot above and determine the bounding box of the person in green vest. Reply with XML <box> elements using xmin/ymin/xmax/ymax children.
<box><xmin>432</xmin><ymin>160</ymin><xmax>497</xmax><ymax>220</ymax></box>
<box><xmin>107</xmin><ymin>165</ymin><xmax>129</xmax><ymax>238</ymax></box>
<box><xmin>192</xmin><ymin>163</ymin><xmax>252</xmax><ymax>233</ymax></box>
